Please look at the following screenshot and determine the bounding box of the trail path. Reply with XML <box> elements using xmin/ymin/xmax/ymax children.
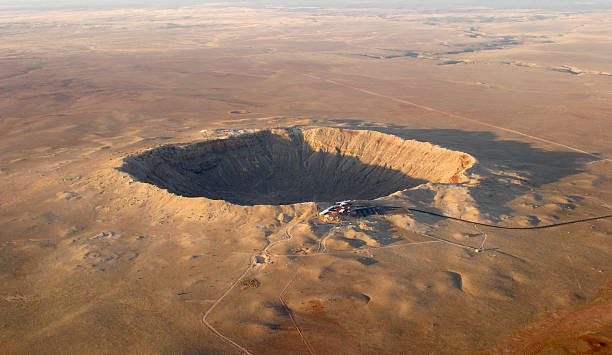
<box><xmin>201</xmin><ymin>204</ymin><xmax>612</xmax><ymax>353</ymax></box>
<box><xmin>200</xmin><ymin>221</ymin><xmax>304</xmax><ymax>354</ymax></box>
<box><xmin>279</xmin><ymin>273</ymin><xmax>317</xmax><ymax>355</ymax></box>
<box><xmin>317</xmin><ymin>225</ymin><xmax>352</xmax><ymax>253</ymax></box>
<box><xmin>201</xmin><ymin>266</ymin><xmax>254</xmax><ymax>355</ymax></box>
<box><xmin>303</xmin><ymin>73</ymin><xmax>611</xmax><ymax>163</ymax></box>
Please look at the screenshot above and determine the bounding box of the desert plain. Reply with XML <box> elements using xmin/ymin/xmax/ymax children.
<box><xmin>1</xmin><ymin>2</ymin><xmax>612</xmax><ymax>354</ymax></box>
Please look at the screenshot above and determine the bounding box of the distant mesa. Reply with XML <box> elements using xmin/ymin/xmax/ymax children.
<box><xmin>120</xmin><ymin>127</ymin><xmax>476</xmax><ymax>205</ymax></box>
<box><xmin>439</xmin><ymin>60</ymin><xmax>466</xmax><ymax>65</ymax></box>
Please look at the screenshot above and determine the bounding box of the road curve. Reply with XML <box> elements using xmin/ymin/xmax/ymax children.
<box><xmin>201</xmin><ymin>221</ymin><xmax>306</xmax><ymax>354</ymax></box>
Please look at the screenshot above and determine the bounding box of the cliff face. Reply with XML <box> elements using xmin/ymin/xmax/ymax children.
<box><xmin>121</xmin><ymin>127</ymin><xmax>476</xmax><ymax>205</ymax></box>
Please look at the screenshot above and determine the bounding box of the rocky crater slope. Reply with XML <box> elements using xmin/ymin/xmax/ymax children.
<box><xmin>121</xmin><ymin>127</ymin><xmax>476</xmax><ymax>205</ymax></box>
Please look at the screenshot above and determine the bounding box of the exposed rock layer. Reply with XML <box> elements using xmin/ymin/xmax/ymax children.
<box><xmin>121</xmin><ymin>127</ymin><xmax>476</xmax><ymax>205</ymax></box>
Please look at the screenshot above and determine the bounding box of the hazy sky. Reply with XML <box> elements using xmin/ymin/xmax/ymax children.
<box><xmin>0</xmin><ymin>0</ymin><xmax>610</xmax><ymax>11</ymax></box>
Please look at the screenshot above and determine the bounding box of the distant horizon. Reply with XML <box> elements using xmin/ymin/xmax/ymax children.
<box><xmin>1</xmin><ymin>0</ymin><xmax>611</xmax><ymax>11</ymax></box>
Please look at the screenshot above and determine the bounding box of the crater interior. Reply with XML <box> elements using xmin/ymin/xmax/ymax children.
<box><xmin>121</xmin><ymin>127</ymin><xmax>476</xmax><ymax>205</ymax></box>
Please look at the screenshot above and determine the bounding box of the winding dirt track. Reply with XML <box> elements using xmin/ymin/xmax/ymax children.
<box><xmin>200</xmin><ymin>204</ymin><xmax>612</xmax><ymax>353</ymax></box>
<box><xmin>200</xmin><ymin>222</ymin><xmax>305</xmax><ymax>354</ymax></box>
<box><xmin>279</xmin><ymin>280</ymin><xmax>316</xmax><ymax>355</ymax></box>
<box><xmin>317</xmin><ymin>225</ymin><xmax>352</xmax><ymax>253</ymax></box>
<box><xmin>404</xmin><ymin>207</ymin><xmax>612</xmax><ymax>230</ymax></box>
<box><xmin>201</xmin><ymin>266</ymin><xmax>254</xmax><ymax>355</ymax></box>
<box><xmin>277</xmin><ymin>223</ymin><xmax>317</xmax><ymax>354</ymax></box>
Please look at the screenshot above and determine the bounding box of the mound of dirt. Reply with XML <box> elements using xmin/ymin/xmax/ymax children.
<box><xmin>120</xmin><ymin>127</ymin><xmax>476</xmax><ymax>205</ymax></box>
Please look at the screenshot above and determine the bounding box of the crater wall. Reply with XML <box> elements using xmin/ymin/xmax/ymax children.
<box><xmin>120</xmin><ymin>127</ymin><xmax>476</xmax><ymax>205</ymax></box>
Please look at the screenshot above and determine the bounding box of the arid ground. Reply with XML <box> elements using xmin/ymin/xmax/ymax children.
<box><xmin>1</xmin><ymin>3</ymin><xmax>611</xmax><ymax>354</ymax></box>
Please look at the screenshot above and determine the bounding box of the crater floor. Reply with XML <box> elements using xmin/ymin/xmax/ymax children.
<box><xmin>120</xmin><ymin>127</ymin><xmax>476</xmax><ymax>205</ymax></box>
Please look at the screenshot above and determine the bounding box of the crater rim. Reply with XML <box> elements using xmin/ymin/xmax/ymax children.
<box><xmin>120</xmin><ymin>127</ymin><xmax>477</xmax><ymax>206</ymax></box>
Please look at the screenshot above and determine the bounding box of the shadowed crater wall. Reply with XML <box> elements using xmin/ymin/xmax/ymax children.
<box><xmin>120</xmin><ymin>127</ymin><xmax>475</xmax><ymax>205</ymax></box>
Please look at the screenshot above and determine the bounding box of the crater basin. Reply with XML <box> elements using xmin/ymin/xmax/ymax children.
<box><xmin>120</xmin><ymin>127</ymin><xmax>476</xmax><ymax>205</ymax></box>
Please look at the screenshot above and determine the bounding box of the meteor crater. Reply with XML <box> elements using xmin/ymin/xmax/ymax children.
<box><xmin>121</xmin><ymin>127</ymin><xmax>476</xmax><ymax>205</ymax></box>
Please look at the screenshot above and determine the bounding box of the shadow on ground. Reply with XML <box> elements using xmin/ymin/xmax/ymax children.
<box><xmin>327</xmin><ymin>119</ymin><xmax>599</xmax><ymax>221</ymax></box>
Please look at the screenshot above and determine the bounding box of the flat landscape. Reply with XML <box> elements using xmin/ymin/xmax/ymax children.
<box><xmin>1</xmin><ymin>2</ymin><xmax>611</xmax><ymax>354</ymax></box>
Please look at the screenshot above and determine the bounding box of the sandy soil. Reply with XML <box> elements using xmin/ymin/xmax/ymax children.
<box><xmin>1</xmin><ymin>4</ymin><xmax>611</xmax><ymax>354</ymax></box>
